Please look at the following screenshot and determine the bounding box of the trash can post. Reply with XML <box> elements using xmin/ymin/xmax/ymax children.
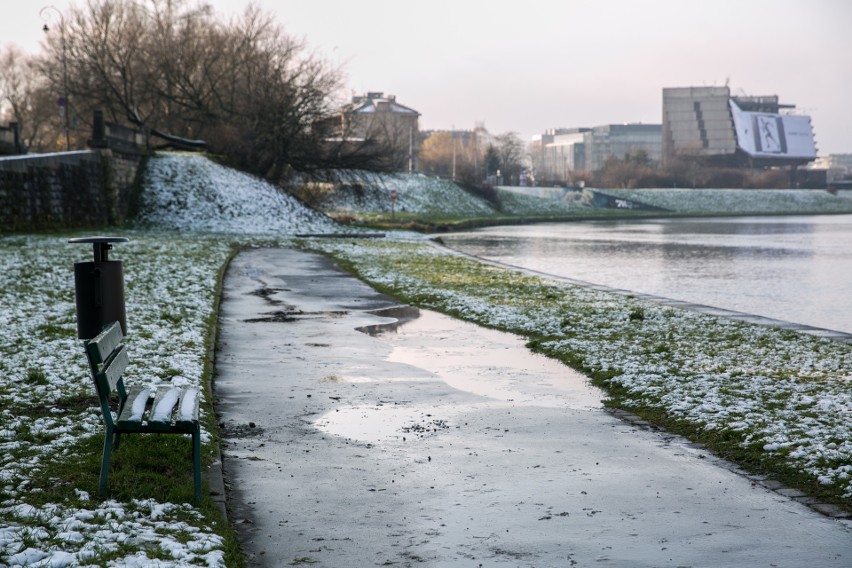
<box><xmin>69</xmin><ymin>236</ymin><xmax>130</xmax><ymax>340</ymax></box>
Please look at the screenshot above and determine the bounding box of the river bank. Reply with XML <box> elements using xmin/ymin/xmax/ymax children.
<box><xmin>439</xmin><ymin>214</ymin><xmax>852</xmax><ymax>335</ymax></box>
<box><xmin>302</xmin><ymin>175</ymin><xmax>852</xmax><ymax>232</ymax></box>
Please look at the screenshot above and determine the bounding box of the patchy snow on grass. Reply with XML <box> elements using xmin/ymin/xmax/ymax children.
<box><xmin>495</xmin><ymin>187</ymin><xmax>590</xmax><ymax>215</ymax></box>
<box><xmin>2</xmin><ymin>499</ymin><xmax>223</xmax><ymax>567</ymax></box>
<box><xmin>0</xmin><ymin>234</ymin><xmax>231</xmax><ymax>567</ymax></box>
<box><xmin>604</xmin><ymin>188</ymin><xmax>852</xmax><ymax>214</ymax></box>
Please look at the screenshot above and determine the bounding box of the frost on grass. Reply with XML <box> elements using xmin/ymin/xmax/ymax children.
<box><xmin>0</xmin><ymin>234</ymin><xmax>231</xmax><ymax>567</ymax></box>
<box><xmin>604</xmin><ymin>188</ymin><xmax>852</xmax><ymax>214</ymax></box>
<box><xmin>315</xmin><ymin>172</ymin><xmax>497</xmax><ymax>216</ymax></box>
<box><xmin>310</xmin><ymin>239</ymin><xmax>852</xmax><ymax>501</ymax></box>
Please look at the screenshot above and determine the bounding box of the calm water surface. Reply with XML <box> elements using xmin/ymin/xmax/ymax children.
<box><xmin>441</xmin><ymin>215</ymin><xmax>852</xmax><ymax>334</ymax></box>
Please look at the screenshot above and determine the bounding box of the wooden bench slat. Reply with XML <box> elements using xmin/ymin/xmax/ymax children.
<box><xmin>100</xmin><ymin>345</ymin><xmax>129</xmax><ymax>392</ymax></box>
<box><xmin>148</xmin><ymin>387</ymin><xmax>181</xmax><ymax>431</ymax></box>
<box><xmin>86</xmin><ymin>322</ymin><xmax>124</xmax><ymax>365</ymax></box>
<box><xmin>117</xmin><ymin>385</ymin><xmax>151</xmax><ymax>430</ymax></box>
<box><xmin>176</xmin><ymin>387</ymin><xmax>201</xmax><ymax>429</ymax></box>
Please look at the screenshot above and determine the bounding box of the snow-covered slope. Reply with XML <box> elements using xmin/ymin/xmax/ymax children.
<box><xmin>135</xmin><ymin>153</ymin><xmax>852</xmax><ymax>233</ymax></box>
<box><xmin>317</xmin><ymin>173</ymin><xmax>498</xmax><ymax>216</ymax></box>
<box><xmin>136</xmin><ymin>153</ymin><xmax>341</xmax><ymax>234</ymax></box>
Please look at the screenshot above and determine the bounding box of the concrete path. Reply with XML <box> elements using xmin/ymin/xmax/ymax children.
<box><xmin>215</xmin><ymin>248</ymin><xmax>852</xmax><ymax>567</ymax></box>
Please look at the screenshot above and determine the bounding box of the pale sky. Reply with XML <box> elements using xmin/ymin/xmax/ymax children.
<box><xmin>3</xmin><ymin>0</ymin><xmax>851</xmax><ymax>154</ymax></box>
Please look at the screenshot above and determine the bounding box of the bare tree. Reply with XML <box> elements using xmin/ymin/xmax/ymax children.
<box><xmin>204</xmin><ymin>5</ymin><xmax>348</xmax><ymax>179</ymax></box>
<box><xmin>493</xmin><ymin>131</ymin><xmax>526</xmax><ymax>185</ymax></box>
<box><xmin>0</xmin><ymin>45</ymin><xmax>57</xmax><ymax>151</ymax></box>
<box><xmin>35</xmin><ymin>0</ymin><xmax>382</xmax><ymax>181</ymax></box>
<box><xmin>46</xmin><ymin>1</ymin><xmax>151</xmax><ymax>127</ymax></box>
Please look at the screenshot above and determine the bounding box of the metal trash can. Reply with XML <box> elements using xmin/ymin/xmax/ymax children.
<box><xmin>69</xmin><ymin>236</ymin><xmax>129</xmax><ymax>340</ymax></box>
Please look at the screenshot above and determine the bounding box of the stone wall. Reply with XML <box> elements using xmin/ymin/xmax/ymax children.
<box><xmin>0</xmin><ymin>120</ymin><xmax>147</xmax><ymax>233</ymax></box>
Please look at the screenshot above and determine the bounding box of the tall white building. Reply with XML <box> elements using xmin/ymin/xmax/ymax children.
<box><xmin>662</xmin><ymin>86</ymin><xmax>817</xmax><ymax>168</ymax></box>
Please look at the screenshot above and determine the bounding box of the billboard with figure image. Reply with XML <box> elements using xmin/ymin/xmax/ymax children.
<box><xmin>729</xmin><ymin>100</ymin><xmax>816</xmax><ymax>159</ymax></box>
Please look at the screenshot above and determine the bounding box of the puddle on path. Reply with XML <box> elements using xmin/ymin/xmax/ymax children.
<box><xmin>316</xmin><ymin>307</ymin><xmax>604</xmax><ymax>443</ymax></box>
<box><xmin>376</xmin><ymin>308</ymin><xmax>603</xmax><ymax>408</ymax></box>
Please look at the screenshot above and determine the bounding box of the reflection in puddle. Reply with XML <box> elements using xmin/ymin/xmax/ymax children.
<box><xmin>317</xmin><ymin>307</ymin><xmax>604</xmax><ymax>443</ymax></box>
<box><xmin>355</xmin><ymin>305</ymin><xmax>421</xmax><ymax>336</ymax></box>
<box><xmin>377</xmin><ymin>309</ymin><xmax>603</xmax><ymax>408</ymax></box>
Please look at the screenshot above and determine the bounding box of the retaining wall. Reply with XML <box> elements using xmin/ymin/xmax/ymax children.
<box><xmin>0</xmin><ymin>148</ymin><xmax>145</xmax><ymax>233</ymax></box>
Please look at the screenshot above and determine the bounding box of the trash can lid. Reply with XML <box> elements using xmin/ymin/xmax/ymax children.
<box><xmin>69</xmin><ymin>237</ymin><xmax>130</xmax><ymax>263</ymax></box>
<box><xmin>68</xmin><ymin>236</ymin><xmax>130</xmax><ymax>244</ymax></box>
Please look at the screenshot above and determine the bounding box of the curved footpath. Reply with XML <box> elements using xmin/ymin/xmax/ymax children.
<box><xmin>214</xmin><ymin>247</ymin><xmax>852</xmax><ymax>567</ymax></box>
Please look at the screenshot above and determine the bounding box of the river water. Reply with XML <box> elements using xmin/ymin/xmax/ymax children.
<box><xmin>441</xmin><ymin>214</ymin><xmax>852</xmax><ymax>334</ymax></box>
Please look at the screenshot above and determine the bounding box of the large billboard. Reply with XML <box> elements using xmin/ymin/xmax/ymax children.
<box><xmin>729</xmin><ymin>100</ymin><xmax>817</xmax><ymax>159</ymax></box>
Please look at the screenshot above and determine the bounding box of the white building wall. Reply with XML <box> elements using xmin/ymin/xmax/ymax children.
<box><xmin>533</xmin><ymin>124</ymin><xmax>661</xmax><ymax>182</ymax></box>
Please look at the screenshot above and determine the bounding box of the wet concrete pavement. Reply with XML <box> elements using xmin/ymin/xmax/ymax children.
<box><xmin>214</xmin><ymin>247</ymin><xmax>852</xmax><ymax>567</ymax></box>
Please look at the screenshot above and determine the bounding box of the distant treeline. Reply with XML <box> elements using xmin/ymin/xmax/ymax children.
<box><xmin>548</xmin><ymin>157</ymin><xmax>824</xmax><ymax>190</ymax></box>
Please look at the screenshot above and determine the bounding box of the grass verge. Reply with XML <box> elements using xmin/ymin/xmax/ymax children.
<box><xmin>339</xmin><ymin>209</ymin><xmax>659</xmax><ymax>232</ymax></box>
<box><xmin>0</xmin><ymin>232</ymin><xmax>243</xmax><ymax>567</ymax></box>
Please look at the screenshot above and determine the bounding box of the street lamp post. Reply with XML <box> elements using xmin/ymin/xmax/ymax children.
<box><xmin>40</xmin><ymin>5</ymin><xmax>71</xmax><ymax>151</ymax></box>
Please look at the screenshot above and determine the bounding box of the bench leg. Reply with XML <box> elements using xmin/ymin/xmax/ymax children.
<box><xmin>99</xmin><ymin>427</ymin><xmax>114</xmax><ymax>497</ymax></box>
<box><xmin>192</xmin><ymin>426</ymin><xmax>201</xmax><ymax>504</ymax></box>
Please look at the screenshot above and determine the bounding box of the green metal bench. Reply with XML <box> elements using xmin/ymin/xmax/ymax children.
<box><xmin>85</xmin><ymin>321</ymin><xmax>202</xmax><ymax>503</ymax></box>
